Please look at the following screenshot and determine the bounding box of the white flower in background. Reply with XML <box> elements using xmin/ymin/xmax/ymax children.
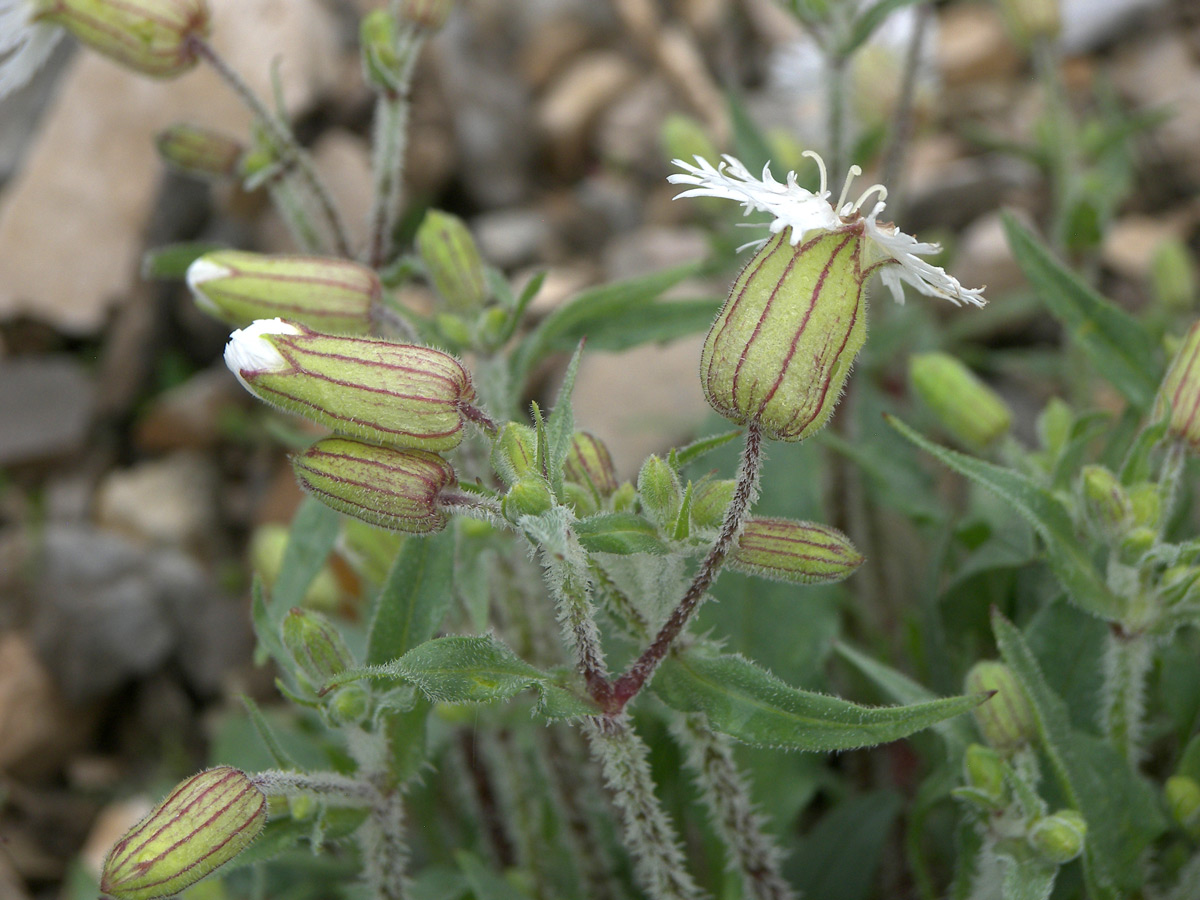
<box><xmin>670</xmin><ymin>152</ymin><xmax>986</xmax><ymax>307</ymax></box>
<box><xmin>0</xmin><ymin>1</ymin><xmax>63</xmax><ymax>99</ymax></box>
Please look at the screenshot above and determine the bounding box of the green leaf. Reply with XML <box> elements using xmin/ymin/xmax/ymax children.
<box><xmin>512</xmin><ymin>264</ymin><xmax>702</xmax><ymax>375</ymax></box>
<box><xmin>535</xmin><ymin>678</ymin><xmax>602</xmax><ymax>720</ymax></box>
<box><xmin>240</xmin><ymin>694</ymin><xmax>298</xmax><ymax>770</ymax></box>
<box><xmin>456</xmin><ymin>850</ymin><xmax>534</xmax><ymax>900</ymax></box>
<box><xmin>842</xmin><ymin>0</ymin><xmax>926</xmax><ymax>55</ymax></box>
<box><xmin>654</xmin><ymin>649</ymin><xmax>987</xmax><ymax>751</ymax></box>
<box><xmin>578</xmin><ymin>297</ymin><xmax>720</xmax><ymax>354</ymax></box>
<box><xmin>141</xmin><ymin>241</ymin><xmax>223</xmax><ymax>280</ymax></box>
<box><xmin>573</xmin><ymin>512</ymin><xmax>669</xmax><ymax>555</ymax></box>
<box><xmin>394</xmin><ymin>635</ymin><xmax>547</xmax><ymax>704</ymax></box>
<box><xmin>251</xmin><ymin>577</ymin><xmax>290</xmax><ymax>672</ymax></box>
<box><xmin>546</xmin><ymin>343</ymin><xmax>583</xmax><ymax>501</ymax></box>
<box><xmin>791</xmin><ymin>791</ymin><xmax>903</xmax><ymax>900</ymax></box>
<box><xmin>367</xmin><ymin>530</ymin><xmax>456</xmax><ymax>665</ymax></box>
<box><xmin>671</xmin><ymin>428</ymin><xmax>742</xmax><ymax>470</ymax></box>
<box><xmin>272</xmin><ymin>497</ymin><xmax>342</xmax><ymax>627</ymax></box>
<box><xmin>1002</xmin><ymin>213</ymin><xmax>1160</xmax><ymax>410</ymax></box>
<box><xmin>1002</xmin><ymin>861</ymin><xmax>1057</xmax><ymax>900</ymax></box>
<box><xmin>992</xmin><ymin>611</ymin><xmax>1167</xmax><ymax>896</ymax></box>
<box><xmin>888</xmin><ymin>415</ymin><xmax>1123</xmax><ymax>620</ymax></box>
<box><xmin>834</xmin><ymin>642</ymin><xmax>974</xmax><ymax>753</ymax></box>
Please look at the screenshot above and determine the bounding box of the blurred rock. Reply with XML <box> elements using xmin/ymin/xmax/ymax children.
<box><xmin>602</xmin><ymin>225</ymin><xmax>709</xmax><ymax>281</ymax></box>
<box><xmin>0</xmin><ymin>634</ymin><xmax>82</xmax><ymax>776</ymax></box>
<box><xmin>598</xmin><ymin>75</ymin><xmax>676</xmax><ymax>171</ymax></box>
<box><xmin>1102</xmin><ymin>213</ymin><xmax>1194</xmax><ymax>281</ymax></box>
<box><xmin>1113</xmin><ymin>34</ymin><xmax>1200</xmax><ymax>185</ymax></box>
<box><xmin>135</xmin><ymin>365</ymin><xmax>244</xmax><ymax>452</ymax></box>
<box><xmin>474</xmin><ymin>208</ymin><xmax>553</xmax><ymax>269</ymax></box>
<box><xmin>78</xmin><ymin>798</ymin><xmax>153</xmax><ymax>885</ymax></box>
<box><xmin>0</xmin><ymin>0</ymin><xmax>342</xmax><ymax>334</ymax></box>
<box><xmin>952</xmin><ymin>213</ymin><xmax>1029</xmax><ymax>296</ymax></box>
<box><xmin>31</xmin><ymin>525</ymin><xmax>246</xmax><ymax>702</ymax></box>
<box><xmin>905</xmin><ymin>144</ymin><xmax>1036</xmax><ymax>232</ymax></box>
<box><xmin>521</xmin><ymin>264</ymin><xmax>598</xmax><ymax>315</ymax></box>
<box><xmin>0</xmin><ymin>356</ymin><xmax>94</xmax><ymax>465</ymax></box>
<box><xmin>538</xmin><ymin>52</ymin><xmax>639</xmax><ymax>172</ymax></box>
<box><xmin>1060</xmin><ymin>0</ymin><xmax>1170</xmax><ymax>54</ymax></box>
<box><xmin>95</xmin><ymin>452</ymin><xmax>220</xmax><ymax>553</ymax></box>
<box><xmin>0</xmin><ymin>41</ymin><xmax>73</xmax><ymax>187</ymax></box>
<box><xmin>0</xmin><ymin>851</ymin><xmax>31</xmax><ymax>900</ymax></box>
<box><xmin>520</xmin><ymin>14</ymin><xmax>596</xmax><ymax>90</ymax></box>
<box><xmin>938</xmin><ymin>3</ymin><xmax>1023</xmax><ymax>87</ymax></box>
<box><xmin>312</xmin><ymin>130</ymin><xmax>375</xmax><ymax>254</ymax></box>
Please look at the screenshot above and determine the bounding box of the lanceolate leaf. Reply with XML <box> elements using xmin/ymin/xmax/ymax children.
<box><xmin>653</xmin><ymin>649</ymin><xmax>987</xmax><ymax>752</ymax></box>
<box><xmin>992</xmin><ymin>611</ymin><xmax>1166</xmax><ymax>897</ymax></box>
<box><xmin>573</xmin><ymin>513</ymin><xmax>669</xmax><ymax>556</ymax></box>
<box><xmin>888</xmin><ymin>415</ymin><xmax>1123</xmax><ymax>621</ymax></box>
<box><xmin>367</xmin><ymin>530</ymin><xmax>456</xmax><ymax>665</ymax></box>
<box><xmin>1002</xmin><ymin>213</ymin><xmax>1160</xmax><ymax>410</ymax></box>
<box><xmin>272</xmin><ymin>498</ymin><xmax>342</xmax><ymax>627</ymax></box>
<box><xmin>392</xmin><ymin>635</ymin><xmax>546</xmax><ymax>704</ymax></box>
<box><xmin>546</xmin><ymin>343</ymin><xmax>583</xmax><ymax>501</ymax></box>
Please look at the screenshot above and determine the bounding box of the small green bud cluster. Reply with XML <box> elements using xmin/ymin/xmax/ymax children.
<box><xmin>156</xmin><ymin>124</ymin><xmax>244</xmax><ymax>180</ymax></box>
<box><xmin>1027</xmin><ymin>810</ymin><xmax>1086</xmax><ymax>865</ymax></box>
<box><xmin>965</xmin><ymin>661</ymin><xmax>1037</xmax><ymax>754</ymax></box>
<box><xmin>1156</xmin><ymin>320</ymin><xmax>1200</xmax><ymax>453</ymax></box>
<box><xmin>101</xmin><ymin>767</ymin><xmax>266</xmax><ymax>899</ymax></box>
<box><xmin>282</xmin><ymin>607</ymin><xmax>370</xmax><ymax>723</ymax></box>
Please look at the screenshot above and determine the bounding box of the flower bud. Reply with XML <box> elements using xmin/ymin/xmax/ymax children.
<box><xmin>611</xmin><ymin>481</ymin><xmax>637</xmax><ymax>512</ymax></box>
<box><xmin>729</xmin><ymin>518</ymin><xmax>864</xmax><ymax>584</ymax></box>
<box><xmin>1118</xmin><ymin>526</ymin><xmax>1157</xmax><ymax>565</ymax></box>
<box><xmin>1151</xmin><ymin>239</ymin><xmax>1196</xmax><ymax>313</ymax></box>
<box><xmin>503</xmin><ymin>475</ymin><xmax>554</xmax><ymax>520</ymax></box>
<box><xmin>100</xmin><ymin>767</ymin><xmax>266</xmax><ymax>900</ymax></box>
<box><xmin>909</xmin><ymin>352</ymin><xmax>1012</xmax><ymax>450</ymax></box>
<box><xmin>328</xmin><ymin>684</ymin><xmax>371</xmax><ymax>725</ymax></box>
<box><xmin>998</xmin><ymin>0</ymin><xmax>1061</xmax><ymax>45</ymax></box>
<box><xmin>965</xmin><ymin>661</ymin><xmax>1036</xmax><ymax>753</ymax></box>
<box><xmin>281</xmin><ymin>607</ymin><xmax>355</xmax><ymax>687</ymax></box>
<box><xmin>36</xmin><ymin>0</ymin><xmax>210</xmax><ymax>80</ymax></box>
<box><xmin>190</xmin><ymin>253</ymin><xmax>378</xmax><ymax>333</ymax></box>
<box><xmin>416</xmin><ymin>210</ymin><xmax>487</xmax><ymax>312</ymax></box>
<box><xmin>1079</xmin><ymin>465</ymin><xmax>1132</xmax><ymax>539</ymax></box>
<box><xmin>562</xmin><ymin>482</ymin><xmax>599</xmax><ymax>517</ymax></box>
<box><xmin>360</xmin><ymin>8</ymin><xmax>400</xmax><ymax>90</ymax></box>
<box><xmin>565</xmin><ymin>432</ymin><xmax>619</xmax><ymax>498</ymax></box>
<box><xmin>1155</xmin><ymin>320</ymin><xmax>1200</xmax><ymax>452</ymax></box>
<box><xmin>155</xmin><ymin>124</ymin><xmax>243</xmax><ymax>179</ymax></box>
<box><xmin>701</xmin><ymin>230</ymin><xmax>867</xmax><ymax>442</ymax></box>
<box><xmin>638</xmin><ymin>455</ymin><xmax>682</xmax><ymax>528</ymax></box>
<box><xmin>1127</xmin><ymin>482</ymin><xmax>1161</xmax><ymax>530</ymax></box>
<box><xmin>1027</xmin><ymin>810</ymin><xmax>1086</xmax><ymax>865</ymax></box>
<box><xmin>492</xmin><ymin>423</ymin><xmax>538</xmax><ymax>485</ymax></box>
<box><xmin>399</xmin><ymin>0</ymin><xmax>452</xmax><ymax>30</ymax></box>
<box><xmin>1166</xmin><ymin>775</ymin><xmax>1200</xmax><ymax>833</ymax></box>
<box><xmin>690</xmin><ymin>479</ymin><xmax>736</xmax><ymax>530</ymax></box>
<box><xmin>963</xmin><ymin>743</ymin><xmax>1006</xmax><ymax>803</ymax></box>
<box><xmin>225</xmin><ymin>319</ymin><xmax>477</xmax><ymax>452</ymax></box>
<box><xmin>293</xmin><ymin>438</ymin><xmax>456</xmax><ymax>534</ymax></box>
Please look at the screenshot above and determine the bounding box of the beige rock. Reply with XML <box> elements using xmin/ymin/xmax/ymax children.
<box><xmin>1102</xmin><ymin>214</ymin><xmax>1194</xmax><ymax>282</ymax></box>
<box><xmin>1113</xmin><ymin>34</ymin><xmax>1200</xmax><ymax>185</ymax></box>
<box><xmin>78</xmin><ymin>798</ymin><xmax>154</xmax><ymax>882</ymax></box>
<box><xmin>0</xmin><ymin>633</ymin><xmax>77</xmax><ymax>775</ymax></box>
<box><xmin>938</xmin><ymin>2</ymin><xmax>1023</xmax><ymax>87</ymax></box>
<box><xmin>519</xmin><ymin>15</ymin><xmax>595</xmax><ymax>91</ymax></box>
<box><xmin>95</xmin><ymin>452</ymin><xmax>220</xmax><ymax>552</ymax></box>
<box><xmin>538</xmin><ymin>52</ymin><xmax>640</xmax><ymax>172</ymax></box>
<box><xmin>520</xmin><ymin>263</ymin><xmax>598</xmax><ymax>316</ymax></box>
<box><xmin>0</xmin><ymin>851</ymin><xmax>31</xmax><ymax>900</ymax></box>
<box><xmin>134</xmin><ymin>365</ymin><xmax>245</xmax><ymax>452</ymax></box>
<box><xmin>952</xmin><ymin>213</ymin><xmax>1029</xmax><ymax>297</ymax></box>
<box><xmin>0</xmin><ymin>0</ymin><xmax>342</xmax><ymax>334</ymax></box>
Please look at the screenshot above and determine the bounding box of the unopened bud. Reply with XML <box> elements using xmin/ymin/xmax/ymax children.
<box><xmin>190</xmin><ymin>253</ymin><xmax>378</xmax><ymax>333</ymax></box>
<box><xmin>1166</xmin><ymin>775</ymin><xmax>1200</xmax><ymax>833</ymax></box>
<box><xmin>225</xmin><ymin>319</ymin><xmax>477</xmax><ymax>452</ymax></box>
<box><xmin>701</xmin><ymin>230</ymin><xmax>866</xmax><ymax>441</ymax></box>
<box><xmin>565</xmin><ymin>432</ymin><xmax>619</xmax><ymax>498</ymax></box>
<box><xmin>503</xmin><ymin>475</ymin><xmax>554</xmax><ymax>520</ymax></box>
<box><xmin>729</xmin><ymin>518</ymin><xmax>863</xmax><ymax>584</ymax></box>
<box><xmin>492</xmin><ymin>423</ymin><xmax>538</xmax><ymax>484</ymax></box>
<box><xmin>156</xmin><ymin>124</ymin><xmax>243</xmax><ymax>179</ymax></box>
<box><xmin>999</xmin><ymin>0</ymin><xmax>1061</xmax><ymax>45</ymax></box>
<box><xmin>1028</xmin><ymin>810</ymin><xmax>1086</xmax><ymax>865</ymax></box>
<box><xmin>281</xmin><ymin>608</ymin><xmax>354</xmax><ymax>687</ymax></box>
<box><xmin>434</xmin><ymin>313</ymin><xmax>472</xmax><ymax>348</ymax></box>
<box><xmin>638</xmin><ymin>455</ymin><xmax>682</xmax><ymax>528</ymax></box>
<box><xmin>561</xmin><ymin>482</ymin><xmax>598</xmax><ymax>516</ymax></box>
<box><xmin>416</xmin><ymin>210</ymin><xmax>487</xmax><ymax>311</ymax></box>
<box><xmin>1151</xmin><ymin>239</ymin><xmax>1196</xmax><ymax>312</ymax></box>
<box><xmin>293</xmin><ymin>438</ymin><xmax>456</xmax><ymax>534</ymax></box>
<box><xmin>965</xmin><ymin>661</ymin><xmax>1036</xmax><ymax>753</ymax></box>
<box><xmin>328</xmin><ymin>684</ymin><xmax>370</xmax><ymax>725</ymax></box>
<box><xmin>100</xmin><ymin>767</ymin><xmax>266</xmax><ymax>900</ymax></box>
<box><xmin>36</xmin><ymin>0</ymin><xmax>210</xmax><ymax>80</ymax></box>
<box><xmin>1155</xmin><ymin>320</ymin><xmax>1200</xmax><ymax>452</ymax></box>
<box><xmin>690</xmin><ymin>479</ymin><xmax>735</xmax><ymax>530</ymax></box>
<box><xmin>1118</xmin><ymin>526</ymin><xmax>1157</xmax><ymax>565</ymax></box>
<box><xmin>910</xmin><ymin>352</ymin><xmax>1012</xmax><ymax>450</ymax></box>
<box><xmin>1080</xmin><ymin>465</ymin><xmax>1131</xmax><ymax>538</ymax></box>
<box><xmin>399</xmin><ymin>0</ymin><xmax>452</xmax><ymax>30</ymax></box>
<box><xmin>360</xmin><ymin>9</ymin><xmax>400</xmax><ymax>89</ymax></box>
<box><xmin>963</xmin><ymin>743</ymin><xmax>1006</xmax><ymax>803</ymax></box>
<box><xmin>611</xmin><ymin>481</ymin><xmax>637</xmax><ymax>512</ymax></box>
<box><xmin>1127</xmin><ymin>482</ymin><xmax>1161</xmax><ymax>530</ymax></box>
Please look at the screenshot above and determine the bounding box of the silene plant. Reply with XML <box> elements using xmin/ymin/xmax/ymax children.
<box><xmin>8</xmin><ymin>1</ymin><xmax>1200</xmax><ymax>899</ymax></box>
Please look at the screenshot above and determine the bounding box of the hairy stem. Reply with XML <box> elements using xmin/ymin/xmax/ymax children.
<box><xmin>613</xmin><ymin>423</ymin><xmax>763</xmax><ymax>707</ymax></box>
<box><xmin>189</xmin><ymin>36</ymin><xmax>352</xmax><ymax>257</ymax></box>
<box><xmin>880</xmin><ymin>1</ymin><xmax>931</xmax><ymax>195</ymax></box>
<box><xmin>825</xmin><ymin>51</ymin><xmax>849</xmax><ymax>187</ymax></box>
<box><xmin>1101</xmin><ymin>625</ymin><xmax>1155</xmax><ymax>763</ymax></box>
<box><xmin>359</xmin><ymin>787</ymin><xmax>409</xmax><ymax>900</ymax></box>
<box><xmin>251</xmin><ymin>769</ymin><xmax>375</xmax><ymax>805</ymax></box>
<box><xmin>586</xmin><ymin>715</ymin><xmax>706</xmax><ymax>900</ymax></box>
<box><xmin>672</xmin><ymin>714</ymin><xmax>795</xmax><ymax>900</ymax></box>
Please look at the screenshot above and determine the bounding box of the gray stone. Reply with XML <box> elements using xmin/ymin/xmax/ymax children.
<box><xmin>473</xmin><ymin>208</ymin><xmax>553</xmax><ymax>269</ymax></box>
<box><xmin>0</xmin><ymin>356</ymin><xmax>94</xmax><ymax>465</ymax></box>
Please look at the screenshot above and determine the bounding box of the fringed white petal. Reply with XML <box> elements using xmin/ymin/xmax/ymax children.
<box><xmin>864</xmin><ymin>214</ymin><xmax>987</xmax><ymax>308</ymax></box>
<box><xmin>224</xmin><ymin>318</ymin><xmax>300</xmax><ymax>390</ymax></box>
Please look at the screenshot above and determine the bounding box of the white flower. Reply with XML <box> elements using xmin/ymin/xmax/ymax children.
<box><xmin>224</xmin><ymin>318</ymin><xmax>299</xmax><ymax>389</ymax></box>
<box><xmin>0</xmin><ymin>0</ymin><xmax>63</xmax><ymax>100</ymax></box>
<box><xmin>669</xmin><ymin>152</ymin><xmax>986</xmax><ymax>308</ymax></box>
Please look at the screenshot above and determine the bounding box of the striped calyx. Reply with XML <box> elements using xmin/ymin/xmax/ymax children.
<box><xmin>909</xmin><ymin>352</ymin><xmax>1012</xmax><ymax>450</ymax></box>
<box><xmin>416</xmin><ymin>210</ymin><xmax>487</xmax><ymax>311</ymax></box>
<box><xmin>189</xmin><ymin>252</ymin><xmax>379</xmax><ymax>333</ymax></box>
<box><xmin>1080</xmin><ymin>465</ymin><xmax>1132</xmax><ymax>539</ymax></box>
<box><xmin>293</xmin><ymin>437</ymin><xmax>456</xmax><ymax>533</ymax></box>
<box><xmin>701</xmin><ymin>228</ymin><xmax>866</xmax><ymax>442</ymax></box>
<box><xmin>225</xmin><ymin>320</ymin><xmax>477</xmax><ymax>452</ymax></box>
<box><xmin>729</xmin><ymin>517</ymin><xmax>864</xmax><ymax>584</ymax></box>
<box><xmin>965</xmin><ymin>661</ymin><xmax>1036</xmax><ymax>753</ymax></box>
<box><xmin>565</xmin><ymin>431</ymin><xmax>619</xmax><ymax>497</ymax></box>
<box><xmin>34</xmin><ymin>0</ymin><xmax>209</xmax><ymax>79</ymax></box>
<box><xmin>100</xmin><ymin>766</ymin><xmax>266</xmax><ymax>900</ymax></box>
<box><xmin>156</xmin><ymin>124</ymin><xmax>243</xmax><ymax>179</ymax></box>
<box><xmin>1156</xmin><ymin>319</ymin><xmax>1200</xmax><ymax>452</ymax></box>
<box><xmin>281</xmin><ymin>608</ymin><xmax>355</xmax><ymax>688</ymax></box>
<box><xmin>491</xmin><ymin>422</ymin><xmax>538</xmax><ymax>484</ymax></box>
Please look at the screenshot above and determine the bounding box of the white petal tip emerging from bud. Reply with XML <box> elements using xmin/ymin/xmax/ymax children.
<box><xmin>186</xmin><ymin>257</ymin><xmax>234</xmax><ymax>313</ymax></box>
<box><xmin>224</xmin><ymin>319</ymin><xmax>299</xmax><ymax>390</ymax></box>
